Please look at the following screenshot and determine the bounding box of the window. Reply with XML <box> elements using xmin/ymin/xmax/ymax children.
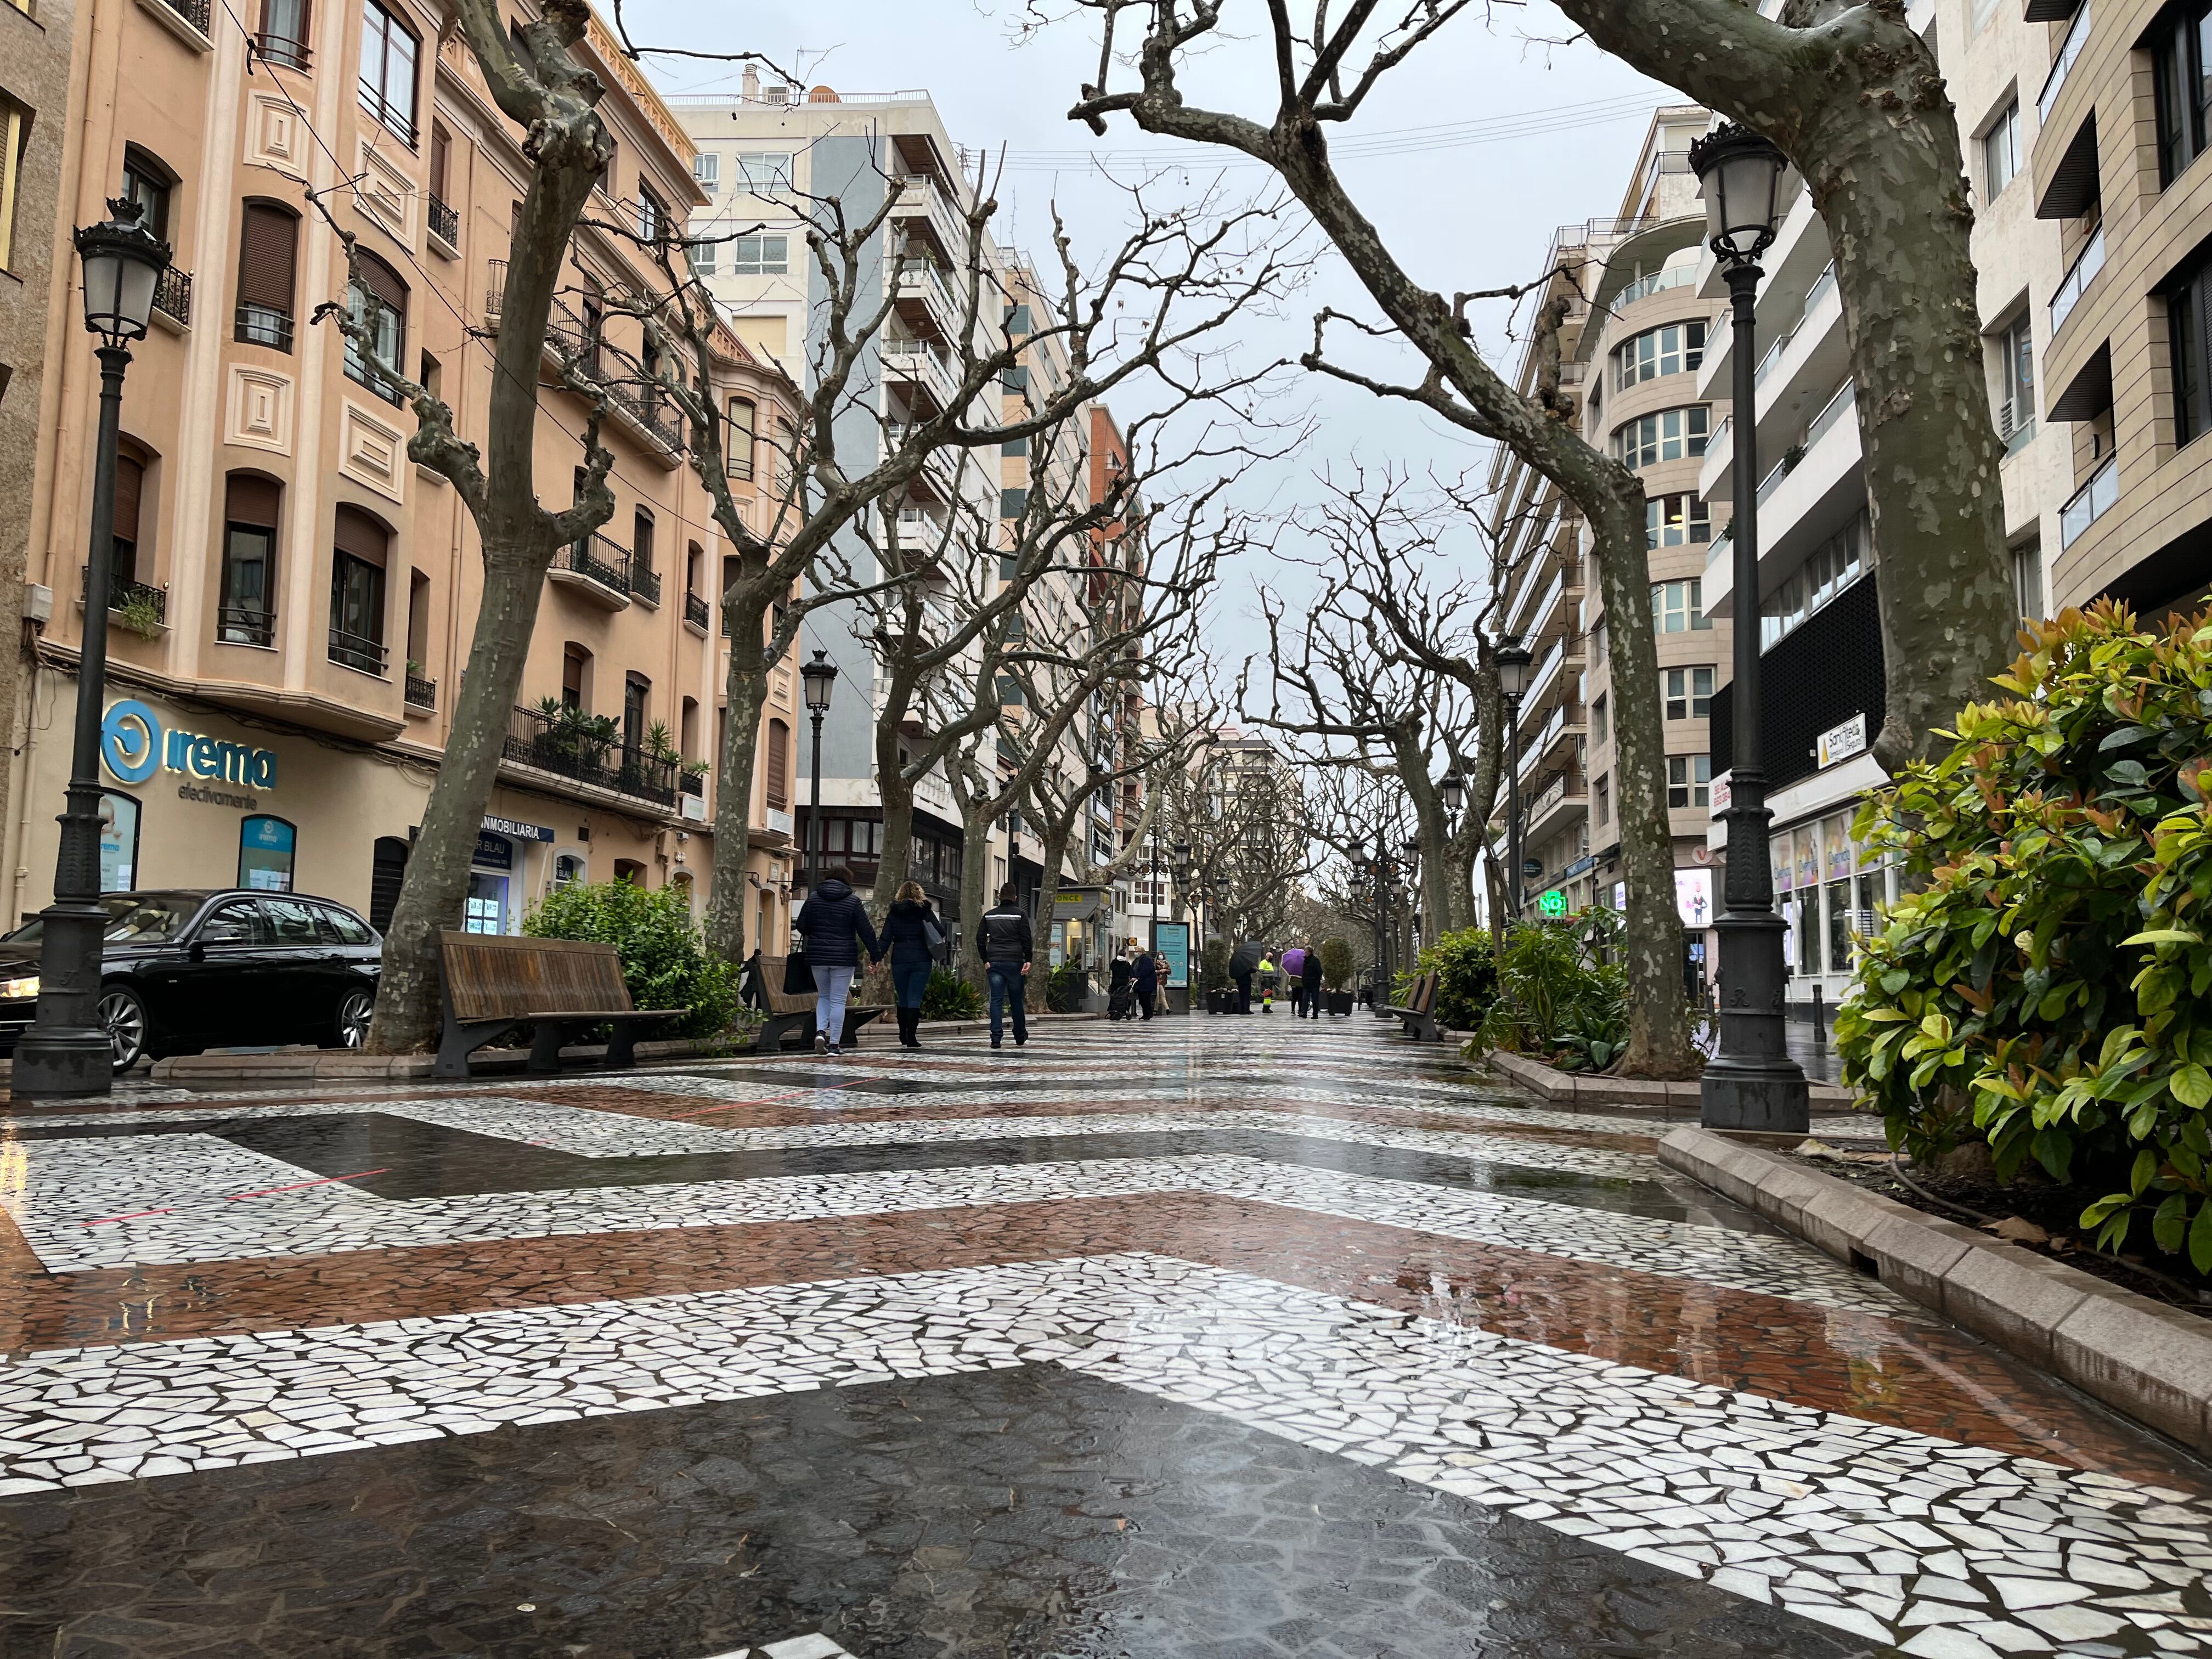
<box><xmin>726</xmin><ymin>397</ymin><xmax>755</xmax><ymax>478</ymax></box>
<box><xmin>1001</xmin><ymin>487</ymin><xmax>1029</xmax><ymax>520</ymax></box>
<box><xmin>370</xmin><ymin>837</ymin><xmax>409</xmax><ymax>931</ymax></box>
<box><xmin>1981</xmin><ymin>98</ymin><xmax>2022</xmax><ymax>201</ymax></box>
<box><xmin>562</xmin><ymin>643</ymin><xmax>589</xmax><ymax>709</ymax></box>
<box><xmin>358</xmin><ymin>0</ymin><xmax>419</xmax><ymax>145</ymax></box>
<box><xmin>623</xmin><ymin>672</ymin><xmax>649</xmax><ymax>751</ymax></box>
<box><xmin>1645</xmin><ymin>493</ymin><xmax>1712</xmax><ymax>548</ymax></box>
<box><xmin>1664</xmin><ymin>666</ymin><xmax>1715</xmax><ymax>720</ymax></box>
<box><xmin>554</xmin><ymin>852</ymin><xmax>586</xmax><ymax>888</ymax></box>
<box><xmin>765</xmin><ymin>718</ymin><xmax>790</xmax><ymax>810</ymax></box>
<box><xmin>330</xmin><ymin>506</ymin><xmax>388</xmax><ymax>673</ymax></box>
<box><xmin>737</xmin><ymin>151</ymin><xmax>792</xmax><ymax>189</ymax></box>
<box><xmin>2013</xmin><ymin>538</ymin><xmax>2046</xmax><ymax>621</ymax></box>
<box><xmin>693</xmin><ymin>151</ymin><xmax>719</xmax><ymax>193</ymax></box>
<box><xmin>256</xmin><ymin>0</ymin><xmax>311</xmax><ymax>66</ymax></box>
<box><xmin>638</xmin><ymin>184</ymin><xmax>668</xmax><ymax>244</ymax></box>
<box><xmin>1610</xmin><ymin>405</ymin><xmax>1711</xmax><ymax>467</ymax></box>
<box><xmin>1650</xmin><ymin>577</ymin><xmax>1712</xmax><ymax>633</ymax></box>
<box><xmin>345</xmin><ymin>253</ymin><xmax>406</xmax><ymax>403</ymax></box>
<box><xmin>1667</xmin><ymin>755</ymin><xmax>1712</xmax><ymax>810</ymax></box>
<box><xmin>1996</xmin><ymin>312</ymin><xmax>2035</xmax><ymax>445</ymax></box>
<box><xmin>220</xmin><ymin>474</ymin><xmax>280</xmax><ymax>645</ymax></box>
<box><xmin>120</xmin><ymin>146</ymin><xmax>174</xmax><ymax>242</ymax></box>
<box><xmin>727</xmin><ymin>234</ymin><xmax>787</xmax><ymax>275</ymax></box>
<box><xmin>2154</xmin><ymin>2</ymin><xmax>2212</xmax><ymax>187</ymax></box>
<box><xmin>1761</xmin><ymin>511</ymin><xmax>1871</xmax><ymax>650</ymax></box>
<box><xmin>1612</xmin><ymin>320</ymin><xmax>1706</xmax><ymax>390</ymax></box>
<box><xmin>110</xmin><ymin>441</ymin><xmax>148</xmax><ymax>588</ymax></box>
<box><xmin>2168</xmin><ymin>252</ymin><xmax>2212</xmax><ymax>447</ymax></box>
<box><xmin>235</xmin><ymin>201</ymin><xmax>298</xmax><ymax>349</ymax></box>
<box><xmin>430</xmin><ymin>123</ymin><xmax>450</xmax><ymax>204</ymax></box>
<box><xmin>0</xmin><ymin>97</ymin><xmax>25</xmax><ymax>273</ymax></box>
<box><xmin>1590</xmin><ymin>694</ymin><xmax>1608</xmax><ymax>744</ymax></box>
<box><xmin>633</xmin><ymin>509</ymin><xmax>654</xmax><ymax>575</ymax></box>
<box><xmin>613</xmin><ymin>859</ymin><xmax>646</xmax><ymax>885</ymax></box>
<box><xmin>689</xmin><ymin>236</ymin><xmax>718</xmax><ymax>278</ymax></box>
<box><xmin>1595</xmin><ymin>773</ymin><xmax>1610</xmax><ymax>827</ymax></box>
<box><xmin>239</xmin><ymin>816</ymin><xmax>298</xmax><ymax>891</ymax></box>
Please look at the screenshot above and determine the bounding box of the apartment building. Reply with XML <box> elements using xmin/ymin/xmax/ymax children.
<box><xmin>10</xmin><ymin>0</ymin><xmax>801</xmax><ymax>947</ymax></box>
<box><xmin>1486</xmin><ymin>106</ymin><xmax>1733</xmax><ymax>995</ymax></box>
<box><xmin>1692</xmin><ymin>0</ymin><xmax>2107</xmax><ymax>1015</ymax></box>
<box><xmin>674</xmin><ymin>78</ymin><xmax>1006</xmax><ymax>921</ymax></box>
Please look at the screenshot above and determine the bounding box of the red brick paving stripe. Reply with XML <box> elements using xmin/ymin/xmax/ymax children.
<box><xmin>0</xmin><ymin>1193</ymin><xmax>2179</xmax><ymax>1489</ymax></box>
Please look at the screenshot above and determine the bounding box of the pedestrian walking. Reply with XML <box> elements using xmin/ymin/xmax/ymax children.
<box><xmin>1300</xmin><ymin>939</ymin><xmax>1324</xmax><ymax>1019</ymax></box>
<box><xmin>1229</xmin><ymin>939</ymin><xmax>1262</xmax><ymax>1014</ymax></box>
<box><xmin>794</xmin><ymin>865</ymin><xmax>882</xmax><ymax>1057</ymax></box>
<box><xmin>880</xmin><ymin>880</ymin><xmax>943</xmax><ymax>1049</ymax></box>
<box><xmin>1281</xmin><ymin>943</ymin><xmax>1310</xmax><ymax>1018</ymax></box>
<box><xmin>1132</xmin><ymin>943</ymin><xmax>1158</xmax><ymax>1020</ymax></box>
<box><xmin>1108</xmin><ymin>946</ymin><xmax>1135</xmax><ymax>1020</ymax></box>
<box><xmin>979</xmin><ymin>884</ymin><xmax>1034</xmax><ymax>1048</ymax></box>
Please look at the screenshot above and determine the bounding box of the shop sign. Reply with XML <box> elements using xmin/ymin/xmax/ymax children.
<box><xmin>1817</xmin><ymin>712</ymin><xmax>1868</xmax><ymax>769</ymax></box>
<box><xmin>482</xmin><ymin>815</ymin><xmax>554</xmax><ymax>843</ymax></box>
<box><xmin>1675</xmin><ymin>867</ymin><xmax>1713</xmax><ymax>929</ymax></box>
<box><xmin>1563</xmin><ymin>854</ymin><xmax>1595</xmax><ymax>879</ymax></box>
<box><xmin>473</xmin><ymin>831</ymin><xmax>514</xmax><ymax>871</ymax></box>
<box><xmin>1538</xmin><ymin>889</ymin><xmax>1567</xmax><ymax>917</ymax></box>
<box><xmin>101</xmin><ymin>699</ymin><xmax>279</xmax><ymax>790</ymax></box>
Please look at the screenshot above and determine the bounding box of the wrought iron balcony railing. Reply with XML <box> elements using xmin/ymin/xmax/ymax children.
<box><xmin>503</xmin><ymin>703</ymin><xmax>679</xmax><ymax>807</ymax></box>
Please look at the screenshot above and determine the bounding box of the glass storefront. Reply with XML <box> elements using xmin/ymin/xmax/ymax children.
<box><xmin>1773</xmin><ymin>810</ymin><xmax>1896</xmax><ymax>985</ymax></box>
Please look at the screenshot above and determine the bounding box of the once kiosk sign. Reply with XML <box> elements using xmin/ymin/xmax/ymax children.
<box><xmin>101</xmin><ymin>699</ymin><xmax>280</xmax><ymax>791</ymax></box>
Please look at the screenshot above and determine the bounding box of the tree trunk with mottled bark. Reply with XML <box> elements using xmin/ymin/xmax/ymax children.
<box><xmin>705</xmin><ymin>625</ymin><xmax>772</xmax><ymax>963</ymax></box>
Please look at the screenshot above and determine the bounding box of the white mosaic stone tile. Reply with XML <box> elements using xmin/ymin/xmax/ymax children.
<box><xmin>0</xmin><ymin>1144</ymin><xmax>1908</xmax><ymax>1315</ymax></box>
<box><xmin>0</xmin><ymin>1255</ymin><xmax>2193</xmax><ymax>1655</ymax></box>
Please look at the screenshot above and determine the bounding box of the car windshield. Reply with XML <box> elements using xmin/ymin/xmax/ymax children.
<box><xmin>7</xmin><ymin>894</ymin><xmax>202</xmax><ymax>946</ymax></box>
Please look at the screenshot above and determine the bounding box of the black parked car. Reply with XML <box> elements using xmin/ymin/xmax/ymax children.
<box><xmin>0</xmin><ymin>890</ymin><xmax>382</xmax><ymax>1073</ymax></box>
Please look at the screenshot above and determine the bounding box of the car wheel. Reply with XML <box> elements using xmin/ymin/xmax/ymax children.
<box><xmin>334</xmin><ymin>988</ymin><xmax>374</xmax><ymax>1049</ymax></box>
<box><xmin>99</xmin><ymin>985</ymin><xmax>149</xmax><ymax>1074</ymax></box>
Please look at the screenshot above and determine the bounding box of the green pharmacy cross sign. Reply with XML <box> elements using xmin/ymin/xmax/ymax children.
<box><xmin>1538</xmin><ymin>889</ymin><xmax>1568</xmax><ymax>917</ymax></box>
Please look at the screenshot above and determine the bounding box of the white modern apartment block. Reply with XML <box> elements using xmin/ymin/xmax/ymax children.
<box><xmin>672</xmin><ymin>77</ymin><xmax>1008</xmax><ymax>915</ymax></box>
<box><xmin>1694</xmin><ymin>0</ymin><xmax>2064</xmax><ymax>1016</ymax></box>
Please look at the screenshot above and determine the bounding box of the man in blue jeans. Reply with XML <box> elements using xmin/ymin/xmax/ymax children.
<box><xmin>978</xmin><ymin>884</ymin><xmax>1034</xmax><ymax>1049</ymax></box>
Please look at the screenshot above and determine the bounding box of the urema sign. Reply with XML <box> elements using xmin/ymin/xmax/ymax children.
<box><xmin>100</xmin><ymin>700</ymin><xmax>280</xmax><ymax>791</ymax></box>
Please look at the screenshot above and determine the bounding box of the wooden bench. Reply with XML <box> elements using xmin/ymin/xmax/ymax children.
<box><xmin>1384</xmin><ymin>969</ymin><xmax>1444</xmax><ymax>1043</ymax></box>
<box><xmin>748</xmin><ymin>955</ymin><xmax>888</xmax><ymax>1053</ymax></box>
<box><xmin>435</xmin><ymin>931</ymin><xmax>686</xmax><ymax>1079</ymax></box>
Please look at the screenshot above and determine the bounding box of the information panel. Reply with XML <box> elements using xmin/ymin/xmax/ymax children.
<box><xmin>1155</xmin><ymin>922</ymin><xmax>1190</xmax><ymax>989</ymax></box>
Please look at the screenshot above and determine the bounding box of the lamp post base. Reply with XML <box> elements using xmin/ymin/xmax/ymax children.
<box><xmin>13</xmin><ymin>1029</ymin><xmax>115</xmax><ymax>1099</ymax></box>
<box><xmin>1699</xmin><ymin>1059</ymin><xmax>1810</xmax><ymax>1133</ymax></box>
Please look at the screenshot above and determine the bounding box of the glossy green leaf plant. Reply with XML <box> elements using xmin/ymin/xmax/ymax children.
<box><xmin>1836</xmin><ymin>602</ymin><xmax>2212</xmax><ymax>1272</ymax></box>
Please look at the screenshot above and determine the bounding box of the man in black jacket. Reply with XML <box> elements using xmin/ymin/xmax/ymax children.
<box><xmin>978</xmin><ymin>884</ymin><xmax>1033</xmax><ymax>1048</ymax></box>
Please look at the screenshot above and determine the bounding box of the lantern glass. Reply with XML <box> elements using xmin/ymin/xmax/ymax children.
<box><xmin>1438</xmin><ymin>769</ymin><xmax>1464</xmax><ymax>814</ymax></box>
<box><xmin>799</xmin><ymin>650</ymin><xmax>837</xmax><ymax>712</ymax></box>
<box><xmin>1691</xmin><ymin>125</ymin><xmax>1787</xmax><ymax>264</ymax></box>
<box><xmin>1496</xmin><ymin>637</ymin><xmax>1534</xmax><ymax>701</ymax></box>
<box><xmin>75</xmin><ymin>199</ymin><xmax>171</xmax><ymax>346</ymax></box>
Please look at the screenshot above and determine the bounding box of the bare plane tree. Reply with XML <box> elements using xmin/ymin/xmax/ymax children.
<box><xmin>1052</xmin><ymin>1</ymin><xmax>1696</xmax><ymax>1076</ymax></box>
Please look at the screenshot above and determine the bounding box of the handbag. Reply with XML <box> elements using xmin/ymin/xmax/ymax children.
<box><xmin>784</xmin><ymin>951</ymin><xmax>816</xmax><ymax>994</ymax></box>
<box><xmin>922</xmin><ymin>912</ymin><xmax>947</xmax><ymax>960</ymax></box>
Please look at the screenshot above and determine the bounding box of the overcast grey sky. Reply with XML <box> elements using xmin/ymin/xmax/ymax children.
<box><xmin>628</xmin><ymin>1</ymin><xmax>1679</xmax><ymax>698</ymax></box>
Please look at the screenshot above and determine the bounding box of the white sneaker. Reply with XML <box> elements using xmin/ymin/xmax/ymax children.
<box><xmin>815</xmin><ymin>1033</ymin><xmax>828</xmax><ymax>1055</ymax></box>
<box><xmin>828</xmin><ymin>1045</ymin><xmax>841</xmax><ymax>1056</ymax></box>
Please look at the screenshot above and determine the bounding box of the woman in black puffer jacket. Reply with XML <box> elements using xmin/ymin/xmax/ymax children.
<box><xmin>795</xmin><ymin>865</ymin><xmax>882</xmax><ymax>1056</ymax></box>
<box><xmin>880</xmin><ymin>879</ymin><xmax>941</xmax><ymax>1049</ymax></box>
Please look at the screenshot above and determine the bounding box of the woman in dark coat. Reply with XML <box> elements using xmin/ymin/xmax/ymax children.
<box><xmin>1131</xmin><ymin>944</ymin><xmax>1159</xmax><ymax>1021</ymax></box>
<box><xmin>879</xmin><ymin>879</ymin><xmax>940</xmax><ymax>1049</ymax></box>
<box><xmin>794</xmin><ymin>865</ymin><xmax>883</xmax><ymax>1056</ymax></box>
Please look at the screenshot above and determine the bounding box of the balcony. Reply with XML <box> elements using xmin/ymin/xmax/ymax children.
<box><xmin>216</xmin><ymin>604</ymin><xmax>274</xmax><ymax>647</ymax></box>
<box><xmin>1706</xmin><ymin>382</ymin><xmax>1863</xmax><ymax>619</ymax></box>
<box><xmin>2059</xmin><ymin>453</ymin><xmax>2118</xmax><ymax>549</ymax></box>
<box><xmin>83</xmin><ymin>568</ymin><xmax>169</xmax><ymax>634</ymax></box>
<box><xmin>149</xmin><ymin>0</ymin><xmax>210</xmax><ymax>35</ymax></box>
<box><xmin>2050</xmin><ymin>227</ymin><xmax>2104</xmax><ymax>334</ymax></box>
<box><xmin>234</xmin><ymin>301</ymin><xmax>293</xmax><ymax>352</ymax></box>
<box><xmin>684</xmin><ymin>591</ymin><xmax>710</xmax><ymax>634</ymax></box>
<box><xmin>549</xmin><ymin>533</ymin><xmax>632</xmax><ymax>611</ymax></box>
<box><xmin>503</xmin><ymin>703</ymin><xmax>678</xmax><ymax>809</ymax></box>
<box><xmin>1518</xmin><ymin>700</ymin><xmax>1585</xmax><ymax>780</ymax></box>
<box><xmin>891</xmin><ymin>170</ymin><xmax>967</xmax><ymax>266</ymax></box>
<box><xmin>883</xmin><ymin>338</ymin><xmax>961</xmax><ymax>418</ymax></box>
<box><xmin>629</xmin><ymin>561</ymin><xmax>663</xmax><ymax>607</ymax></box>
<box><xmin>328</xmin><ymin>627</ymin><xmax>388</xmax><ymax>676</ymax></box>
<box><xmin>152</xmin><ymin>267</ymin><xmax>193</xmax><ymax>331</ymax></box>
<box><xmin>606</xmin><ymin>381</ymin><xmax>684</xmax><ymax>461</ymax></box>
<box><xmin>1523</xmin><ymin>765</ymin><xmax>1588</xmax><ymax>843</ymax></box>
<box><xmin>2038</xmin><ymin>0</ymin><xmax>2091</xmax><ymax>126</ymax></box>
<box><xmin>428</xmin><ymin>194</ymin><xmax>459</xmax><ymax>252</ymax></box>
<box><xmin>894</xmin><ymin>256</ymin><xmax>962</xmax><ymax>341</ymax></box>
<box><xmin>404</xmin><ymin>672</ymin><xmax>436</xmax><ymax>711</ymax></box>
<box><xmin>250</xmin><ymin>29</ymin><xmax>308</xmax><ymax>67</ymax></box>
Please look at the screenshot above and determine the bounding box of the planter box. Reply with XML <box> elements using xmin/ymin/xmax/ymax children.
<box><xmin>1326</xmin><ymin>990</ymin><xmax>1355</xmax><ymax>1015</ymax></box>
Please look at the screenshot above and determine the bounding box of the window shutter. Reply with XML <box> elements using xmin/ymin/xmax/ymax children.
<box><xmin>225</xmin><ymin>472</ymin><xmax>281</xmax><ymax>529</ymax></box>
<box><xmin>237</xmin><ymin>204</ymin><xmax>297</xmax><ymax>313</ymax></box>
<box><xmin>766</xmin><ymin>719</ymin><xmax>790</xmax><ymax>808</ymax></box>
<box><xmin>430</xmin><ymin>126</ymin><xmax>449</xmax><ymax>199</ymax></box>
<box><xmin>357</xmin><ymin>253</ymin><xmax>405</xmax><ymax>312</ymax></box>
<box><xmin>332</xmin><ymin>504</ymin><xmax>388</xmax><ymax>566</ymax></box>
<box><xmin>109</xmin><ymin>450</ymin><xmax>145</xmax><ymax>546</ymax></box>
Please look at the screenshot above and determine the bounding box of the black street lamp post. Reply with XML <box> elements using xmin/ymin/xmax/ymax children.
<box><xmin>1690</xmin><ymin>122</ymin><xmax>1809</xmax><ymax>1133</ymax></box>
<box><xmin>17</xmin><ymin>200</ymin><xmax>171</xmax><ymax>1099</ymax></box>
<box><xmin>1495</xmin><ymin>637</ymin><xmax>1534</xmax><ymax>927</ymax></box>
<box><xmin>799</xmin><ymin>650</ymin><xmax>837</xmax><ymax>899</ymax></box>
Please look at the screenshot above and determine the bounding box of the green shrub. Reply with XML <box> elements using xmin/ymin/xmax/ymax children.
<box><xmin>523</xmin><ymin>878</ymin><xmax>740</xmax><ymax>1039</ymax></box>
<box><xmin>1200</xmin><ymin>938</ymin><xmax>1232</xmax><ymax>991</ymax></box>
<box><xmin>1464</xmin><ymin>911</ymin><xmax>1627</xmax><ymax>1071</ymax></box>
<box><xmin>1836</xmin><ymin>602</ymin><xmax>2212</xmax><ymax>1271</ymax></box>
<box><xmin>1046</xmin><ymin>958</ymin><xmax>1091</xmax><ymax>1013</ymax></box>
<box><xmin>1397</xmin><ymin>927</ymin><xmax>1495</xmax><ymax>1030</ymax></box>
<box><xmin>921</xmin><ymin>966</ymin><xmax>983</xmax><ymax>1020</ymax></box>
<box><xmin>1319</xmin><ymin>936</ymin><xmax>1356</xmax><ymax>992</ymax></box>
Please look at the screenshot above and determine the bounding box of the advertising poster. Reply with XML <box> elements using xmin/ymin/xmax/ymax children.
<box><xmin>99</xmin><ymin>792</ymin><xmax>139</xmax><ymax>892</ymax></box>
<box><xmin>1155</xmin><ymin>922</ymin><xmax>1190</xmax><ymax>989</ymax></box>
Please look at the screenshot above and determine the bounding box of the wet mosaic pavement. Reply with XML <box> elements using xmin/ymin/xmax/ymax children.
<box><xmin>0</xmin><ymin>1016</ymin><xmax>2207</xmax><ymax>1657</ymax></box>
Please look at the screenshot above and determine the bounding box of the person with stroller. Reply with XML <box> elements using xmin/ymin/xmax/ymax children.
<box><xmin>1132</xmin><ymin>940</ymin><xmax>1159</xmax><ymax>1020</ymax></box>
<box><xmin>1108</xmin><ymin>944</ymin><xmax>1136</xmax><ymax>1020</ymax></box>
